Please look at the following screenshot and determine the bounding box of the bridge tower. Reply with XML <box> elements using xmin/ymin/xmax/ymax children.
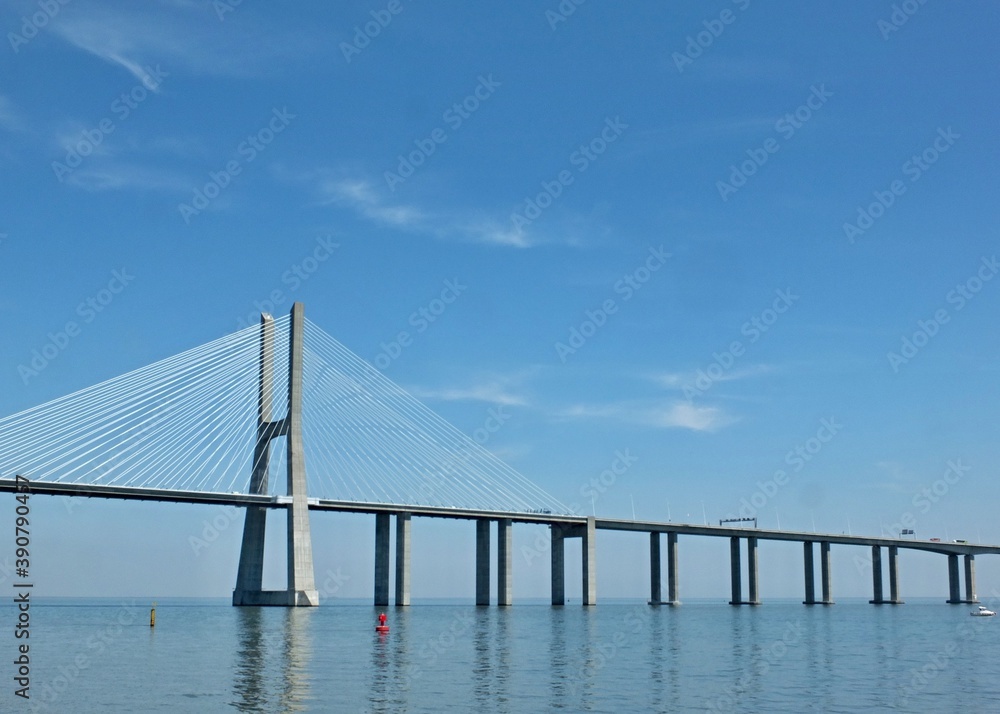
<box><xmin>233</xmin><ymin>302</ymin><xmax>319</xmax><ymax>606</ymax></box>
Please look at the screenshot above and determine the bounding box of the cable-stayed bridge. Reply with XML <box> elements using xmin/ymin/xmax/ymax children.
<box><xmin>1</xmin><ymin>304</ymin><xmax>997</xmax><ymax>608</ymax></box>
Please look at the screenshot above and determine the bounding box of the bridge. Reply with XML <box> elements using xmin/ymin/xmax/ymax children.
<box><xmin>0</xmin><ymin>303</ymin><xmax>994</xmax><ymax>607</ymax></box>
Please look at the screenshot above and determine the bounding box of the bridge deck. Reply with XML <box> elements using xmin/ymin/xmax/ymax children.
<box><xmin>2</xmin><ymin>479</ymin><xmax>994</xmax><ymax>556</ymax></box>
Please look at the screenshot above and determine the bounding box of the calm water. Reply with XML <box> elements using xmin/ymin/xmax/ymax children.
<box><xmin>5</xmin><ymin>597</ymin><xmax>1000</xmax><ymax>712</ymax></box>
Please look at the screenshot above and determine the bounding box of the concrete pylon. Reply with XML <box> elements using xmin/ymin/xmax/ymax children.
<box><xmin>233</xmin><ymin>303</ymin><xmax>319</xmax><ymax>606</ymax></box>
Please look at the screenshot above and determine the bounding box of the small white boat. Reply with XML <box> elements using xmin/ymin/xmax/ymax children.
<box><xmin>970</xmin><ymin>606</ymin><xmax>996</xmax><ymax>617</ymax></box>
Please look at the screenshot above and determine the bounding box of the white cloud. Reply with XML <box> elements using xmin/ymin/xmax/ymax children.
<box><xmin>48</xmin><ymin>1</ymin><xmax>313</xmax><ymax>83</ymax></box>
<box><xmin>652</xmin><ymin>363</ymin><xmax>774</xmax><ymax>390</ymax></box>
<box><xmin>0</xmin><ymin>95</ymin><xmax>25</xmax><ymax>132</ymax></box>
<box><xmin>289</xmin><ymin>168</ymin><xmax>576</xmax><ymax>249</ymax></box>
<box><xmin>62</xmin><ymin>163</ymin><xmax>192</xmax><ymax>192</ymax></box>
<box><xmin>408</xmin><ymin>383</ymin><xmax>529</xmax><ymax>407</ymax></box>
<box><xmin>557</xmin><ymin>399</ymin><xmax>736</xmax><ymax>432</ymax></box>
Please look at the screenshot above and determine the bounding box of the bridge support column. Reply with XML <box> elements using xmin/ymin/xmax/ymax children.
<box><xmin>582</xmin><ymin>516</ymin><xmax>596</xmax><ymax>606</ymax></box>
<box><xmin>649</xmin><ymin>532</ymin><xmax>661</xmax><ymax>605</ymax></box>
<box><xmin>395</xmin><ymin>513</ymin><xmax>411</xmax><ymax>606</ymax></box>
<box><xmin>476</xmin><ymin>519</ymin><xmax>490</xmax><ymax>606</ymax></box>
<box><xmin>234</xmin><ymin>304</ymin><xmax>317</xmax><ymax>607</ymax></box>
<box><xmin>498</xmin><ymin>519</ymin><xmax>512</xmax><ymax>606</ymax></box>
<box><xmin>747</xmin><ymin>537</ymin><xmax>760</xmax><ymax>605</ymax></box>
<box><xmin>870</xmin><ymin>546</ymin><xmax>884</xmax><ymax>604</ymax></box>
<box><xmin>667</xmin><ymin>532</ymin><xmax>679</xmax><ymax>606</ymax></box>
<box><xmin>964</xmin><ymin>555</ymin><xmax>978</xmax><ymax>603</ymax></box>
<box><xmin>374</xmin><ymin>513</ymin><xmax>390</xmax><ymax>606</ymax></box>
<box><xmin>947</xmin><ymin>553</ymin><xmax>961</xmax><ymax>603</ymax></box>
<box><xmin>888</xmin><ymin>545</ymin><xmax>903</xmax><ymax>604</ymax></box>
<box><xmin>803</xmin><ymin>541</ymin><xmax>815</xmax><ymax>605</ymax></box>
<box><xmin>820</xmin><ymin>541</ymin><xmax>833</xmax><ymax>605</ymax></box>
<box><xmin>551</xmin><ymin>525</ymin><xmax>565</xmax><ymax>606</ymax></box>
<box><xmin>946</xmin><ymin>553</ymin><xmax>977</xmax><ymax>603</ymax></box>
<box><xmin>729</xmin><ymin>537</ymin><xmax>742</xmax><ymax>605</ymax></box>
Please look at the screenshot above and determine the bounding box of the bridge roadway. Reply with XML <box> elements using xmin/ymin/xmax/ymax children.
<box><xmin>2</xmin><ymin>479</ymin><xmax>994</xmax><ymax>605</ymax></box>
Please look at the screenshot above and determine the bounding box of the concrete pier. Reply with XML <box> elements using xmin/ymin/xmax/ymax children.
<box><xmin>729</xmin><ymin>537</ymin><xmax>742</xmax><ymax>605</ymax></box>
<box><xmin>395</xmin><ymin>513</ymin><xmax>411</xmax><ymax>606</ymax></box>
<box><xmin>233</xmin><ymin>304</ymin><xmax>318</xmax><ymax>606</ymax></box>
<box><xmin>820</xmin><ymin>541</ymin><xmax>833</xmax><ymax>604</ymax></box>
<box><xmin>582</xmin><ymin>517</ymin><xmax>596</xmax><ymax>606</ymax></box>
<box><xmin>549</xmin><ymin>519</ymin><xmax>596</xmax><ymax>606</ymax></box>
<box><xmin>947</xmin><ymin>553</ymin><xmax>978</xmax><ymax>603</ymax></box>
<box><xmin>803</xmin><ymin>541</ymin><xmax>816</xmax><ymax>605</ymax></box>
<box><xmin>374</xmin><ymin>513</ymin><xmax>390</xmax><ymax>606</ymax></box>
<box><xmin>728</xmin><ymin>536</ymin><xmax>759</xmax><ymax>605</ymax></box>
<box><xmin>964</xmin><ymin>554</ymin><xmax>978</xmax><ymax>603</ymax></box>
<box><xmin>666</xmin><ymin>532</ymin><xmax>679</xmax><ymax>605</ymax></box>
<box><xmin>498</xmin><ymin>519</ymin><xmax>512</xmax><ymax>606</ymax></box>
<box><xmin>285</xmin><ymin>303</ymin><xmax>319</xmax><ymax>606</ymax></box>
<box><xmin>747</xmin><ymin>536</ymin><xmax>760</xmax><ymax>605</ymax></box>
<box><xmin>476</xmin><ymin>519</ymin><xmax>490</xmax><ymax>606</ymax></box>
<box><xmin>649</xmin><ymin>532</ymin><xmax>661</xmax><ymax>605</ymax></box>
<box><xmin>551</xmin><ymin>525</ymin><xmax>565</xmax><ymax>605</ymax></box>
<box><xmin>870</xmin><ymin>545</ymin><xmax>884</xmax><ymax>604</ymax></box>
<box><xmin>888</xmin><ymin>545</ymin><xmax>903</xmax><ymax>604</ymax></box>
<box><xmin>233</xmin><ymin>314</ymin><xmax>275</xmax><ymax>605</ymax></box>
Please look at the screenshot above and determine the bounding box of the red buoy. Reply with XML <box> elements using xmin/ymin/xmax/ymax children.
<box><xmin>375</xmin><ymin>612</ymin><xmax>389</xmax><ymax>633</ymax></box>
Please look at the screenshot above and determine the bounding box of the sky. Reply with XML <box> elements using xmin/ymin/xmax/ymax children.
<box><xmin>1</xmin><ymin>0</ymin><xmax>1000</xmax><ymax>604</ymax></box>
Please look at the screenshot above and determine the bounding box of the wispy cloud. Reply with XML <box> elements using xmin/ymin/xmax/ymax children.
<box><xmin>408</xmin><ymin>382</ymin><xmax>529</xmax><ymax>407</ymax></box>
<box><xmin>287</xmin><ymin>168</ymin><xmax>570</xmax><ymax>248</ymax></box>
<box><xmin>556</xmin><ymin>399</ymin><xmax>736</xmax><ymax>432</ymax></box>
<box><xmin>652</xmin><ymin>363</ymin><xmax>774</xmax><ymax>390</ymax></box>
<box><xmin>48</xmin><ymin>0</ymin><xmax>315</xmax><ymax>83</ymax></box>
<box><xmin>62</xmin><ymin>162</ymin><xmax>192</xmax><ymax>192</ymax></box>
<box><xmin>0</xmin><ymin>95</ymin><xmax>25</xmax><ymax>133</ymax></box>
<box><xmin>408</xmin><ymin>369</ymin><xmax>538</xmax><ymax>407</ymax></box>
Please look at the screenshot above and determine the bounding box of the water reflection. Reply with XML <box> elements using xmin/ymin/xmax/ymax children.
<box><xmin>473</xmin><ymin>609</ymin><xmax>492</xmax><ymax>706</ymax></box>
<box><xmin>548</xmin><ymin>607</ymin><xmax>569</xmax><ymax>708</ymax></box>
<box><xmin>231</xmin><ymin>607</ymin><xmax>313</xmax><ymax>713</ymax></box>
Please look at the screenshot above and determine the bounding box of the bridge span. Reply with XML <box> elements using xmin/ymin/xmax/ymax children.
<box><xmin>2</xmin><ymin>477</ymin><xmax>993</xmax><ymax>608</ymax></box>
<box><xmin>1</xmin><ymin>303</ymin><xmax>992</xmax><ymax>609</ymax></box>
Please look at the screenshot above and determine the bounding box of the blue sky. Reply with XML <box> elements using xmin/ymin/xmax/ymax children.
<box><xmin>2</xmin><ymin>0</ymin><xmax>1000</xmax><ymax>602</ymax></box>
